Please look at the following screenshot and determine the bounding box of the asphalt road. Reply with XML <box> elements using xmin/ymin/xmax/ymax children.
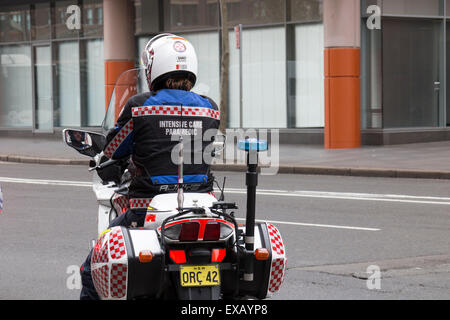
<box><xmin>0</xmin><ymin>161</ymin><xmax>449</xmax><ymax>300</ymax></box>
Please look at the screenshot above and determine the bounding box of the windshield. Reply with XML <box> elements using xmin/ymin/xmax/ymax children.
<box><xmin>101</xmin><ymin>67</ymin><xmax>147</xmax><ymax>134</ymax></box>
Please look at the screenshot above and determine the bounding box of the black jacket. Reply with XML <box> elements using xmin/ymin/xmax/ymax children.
<box><xmin>103</xmin><ymin>89</ymin><xmax>220</xmax><ymax>208</ymax></box>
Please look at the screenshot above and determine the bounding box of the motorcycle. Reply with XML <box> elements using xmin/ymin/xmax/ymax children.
<box><xmin>63</xmin><ymin>68</ymin><xmax>287</xmax><ymax>300</ymax></box>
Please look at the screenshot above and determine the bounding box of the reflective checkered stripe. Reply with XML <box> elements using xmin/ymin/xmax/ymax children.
<box><xmin>92</xmin><ymin>265</ymin><xmax>109</xmax><ymax>298</ymax></box>
<box><xmin>104</xmin><ymin>119</ymin><xmax>133</xmax><ymax>158</ymax></box>
<box><xmin>208</xmin><ymin>191</ymin><xmax>216</xmax><ymax>198</ymax></box>
<box><xmin>268</xmin><ymin>258</ymin><xmax>286</xmax><ymax>293</ymax></box>
<box><xmin>268</xmin><ymin>223</ymin><xmax>285</xmax><ymax>255</ymax></box>
<box><xmin>92</xmin><ymin>234</ymin><xmax>108</xmax><ymax>264</ymax></box>
<box><xmin>132</xmin><ymin>105</ymin><xmax>220</xmax><ymax>120</ymax></box>
<box><xmin>109</xmin><ymin>227</ymin><xmax>127</xmax><ymax>260</ymax></box>
<box><xmin>110</xmin><ymin>264</ymin><xmax>128</xmax><ymax>299</ymax></box>
<box><xmin>266</xmin><ymin>223</ymin><xmax>287</xmax><ymax>294</ymax></box>
<box><xmin>129</xmin><ymin>198</ymin><xmax>153</xmax><ymax>210</ymax></box>
<box><xmin>112</xmin><ymin>194</ymin><xmax>129</xmax><ymax>215</ymax></box>
<box><xmin>91</xmin><ymin>227</ymin><xmax>129</xmax><ymax>300</ymax></box>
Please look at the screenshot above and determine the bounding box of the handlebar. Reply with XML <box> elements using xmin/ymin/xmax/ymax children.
<box><xmin>89</xmin><ymin>158</ymin><xmax>119</xmax><ymax>172</ymax></box>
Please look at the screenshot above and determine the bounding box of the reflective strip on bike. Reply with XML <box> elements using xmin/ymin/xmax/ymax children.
<box><xmin>129</xmin><ymin>198</ymin><xmax>153</xmax><ymax>209</ymax></box>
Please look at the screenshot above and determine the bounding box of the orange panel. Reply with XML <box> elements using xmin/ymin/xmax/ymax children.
<box><xmin>104</xmin><ymin>60</ymin><xmax>135</xmax><ymax>117</ymax></box>
<box><xmin>324</xmin><ymin>78</ymin><xmax>331</xmax><ymax>146</ymax></box>
<box><xmin>104</xmin><ymin>60</ymin><xmax>135</xmax><ymax>86</ymax></box>
<box><xmin>325</xmin><ymin>77</ymin><xmax>361</xmax><ymax>149</ymax></box>
<box><xmin>324</xmin><ymin>48</ymin><xmax>361</xmax><ymax>149</ymax></box>
<box><xmin>104</xmin><ymin>84</ymin><xmax>139</xmax><ymax>122</ymax></box>
<box><xmin>324</xmin><ymin>48</ymin><xmax>360</xmax><ymax>78</ymax></box>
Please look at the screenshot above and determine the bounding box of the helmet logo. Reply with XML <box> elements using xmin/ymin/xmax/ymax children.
<box><xmin>173</xmin><ymin>41</ymin><xmax>186</xmax><ymax>53</ymax></box>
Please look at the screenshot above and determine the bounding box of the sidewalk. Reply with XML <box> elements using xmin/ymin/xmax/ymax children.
<box><xmin>1</xmin><ymin>136</ymin><xmax>450</xmax><ymax>179</ymax></box>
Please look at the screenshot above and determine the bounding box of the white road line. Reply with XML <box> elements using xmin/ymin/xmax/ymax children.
<box><xmin>235</xmin><ymin>218</ymin><xmax>380</xmax><ymax>232</ymax></box>
<box><xmin>0</xmin><ymin>176</ymin><xmax>383</xmax><ymax>231</ymax></box>
<box><xmin>220</xmin><ymin>188</ymin><xmax>450</xmax><ymax>206</ymax></box>
<box><xmin>1</xmin><ymin>176</ymin><xmax>450</xmax><ymax>206</ymax></box>
<box><xmin>0</xmin><ymin>176</ymin><xmax>92</xmax><ymax>187</ymax></box>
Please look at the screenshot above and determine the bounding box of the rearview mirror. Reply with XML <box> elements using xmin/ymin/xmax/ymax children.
<box><xmin>63</xmin><ymin>129</ymin><xmax>106</xmax><ymax>157</ymax></box>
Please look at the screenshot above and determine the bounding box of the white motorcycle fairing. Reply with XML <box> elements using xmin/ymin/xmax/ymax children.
<box><xmin>143</xmin><ymin>193</ymin><xmax>218</xmax><ymax>229</ymax></box>
<box><xmin>91</xmin><ymin>170</ymin><xmax>117</xmax><ymax>236</ymax></box>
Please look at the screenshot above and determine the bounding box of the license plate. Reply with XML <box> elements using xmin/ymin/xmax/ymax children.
<box><xmin>180</xmin><ymin>265</ymin><xmax>220</xmax><ymax>287</ymax></box>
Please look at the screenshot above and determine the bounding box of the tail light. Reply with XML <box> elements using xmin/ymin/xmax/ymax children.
<box><xmin>179</xmin><ymin>222</ymin><xmax>200</xmax><ymax>241</ymax></box>
<box><xmin>163</xmin><ymin>219</ymin><xmax>234</xmax><ymax>242</ymax></box>
<box><xmin>204</xmin><ymin>222</ymin><xmax>221</xmax><ymax>241</ymax></box>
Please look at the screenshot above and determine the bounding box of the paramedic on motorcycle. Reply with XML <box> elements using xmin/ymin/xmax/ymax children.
<box><xmin>69</xmin><ymin>131</ymin><xmax>88</xmax><ymax>149</ymax></box>
<box><xmin>79</xmin><ymin>34</ymin><xmax>220</xmax><ymax>300</ymax></box>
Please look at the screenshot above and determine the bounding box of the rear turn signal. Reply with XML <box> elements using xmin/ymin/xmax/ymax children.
<box><xmin>139</xmin><ymin>250</ymin><xmax>153</xmax><ymax>263</ymax></box>
<box><xmin>254</xmin><ymin>248</ymin><xmax>270</xmax><ymax>261</ymax></box>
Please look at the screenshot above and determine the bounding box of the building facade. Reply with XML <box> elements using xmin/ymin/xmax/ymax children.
<box><xmin>0</xmin><ymin>0</ymin><xmax>450</xmax><ymax>146</ymax></box>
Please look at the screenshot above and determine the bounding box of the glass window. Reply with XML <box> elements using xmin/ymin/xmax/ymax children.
<box><xmin>229</xmin><ymin>26</ymin><xmax>287</xmax><ymax>128</ymax></box>
<box><xmin>382</xmin><ymin>19</ymin><xmax>441</xmax><ymax>128</ymax></box>
<box><xmin>54</xmin><ymin>1</ymin><xmax>81</xmax><ymax>39</ymax></box>
<box><xmin>97</xmin><ymin>5</ymin><xmax>103</xmax><ymax>25</ymax></box>
<box><xmin>82</xmin><ymin>0</ymin><xmax>103</xmax><ymax>37</ymax></box>
<box><xmin>361</xmin><ymin>24</ymin><xmax>382</xmax><ymax>129</ymax></box>
<box><xmin>0</xmin><ymin>5</ymin><xmax>31</xmax><ymax>42</ymax></box>
<box><xmin>135</xmin><ymin>0</ymin><xmax>143</xmax><ymax>34</ymax></box>
<box><xmin>84</xmin><ymin>39</ymin><xmax>105</xmax><ymax>126</ymax></box>
<box><xmin>0</xmin><ymin>45</ymin><xmax>32</xmax><ymax>127</ymax></box>
<box><xmin>34</xmin><ymin>46</ymin><xmax>53</xmax><ymax>130</ymax></box>
<box><xmin>164</xmin><ymin>0</ymin><xmax>219</xmax><ymax>31</ymax></box>
<box><xmin>135</xmin><ymin>0</ymin><xmax>160</xmax><ymax>35</ymax></box>
<box><xmin>288</xmin><ymin>0</ymin><xmax>323</xmax><ymax>22</ymax></box>
<box><xmin>55</xmin><ymin>41</ymin><xmax>81</xmax><ymax>127</ymax></box>
<box><xmin>32</xmin><ymin>3</ymin><xmax>51</xmax><ymax>40</ymax></box>
<box><xmin>446</xmin><ymin>22</ymin><xmax>450</xmax><ymax>126</ymax></box>
<box><xmin>183</xmin><ymin>32</ymin><xmax>220</xmax><ymax>104</ymax></box>
<box><xmin>226</xmin><ymin>0</ymin><xmax>285</xmax><ymax>26</ymax></box>
<box><xmin>381</xmin><ymin>0</ymin><xmax>442</xmax><ymax>16</ymax></box>
<box><xmin>292</xmin><ymin>23</ymin><xmax>324</xmax><ymax>128</ymax></box>
<box><xmin>86</xmin><ymin>39</ymin><xmax>105</xmax><ymax>126</ymax></box>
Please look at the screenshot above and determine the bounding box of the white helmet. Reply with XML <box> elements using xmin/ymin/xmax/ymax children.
<box><xmin>141</xmin><ymin>33</ymin><xmax>198</xmax><ymax>91</ymax></box>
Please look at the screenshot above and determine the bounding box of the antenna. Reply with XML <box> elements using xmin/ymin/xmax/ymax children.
<box><xmin>219</xmin><ymin>177</ymin><xmax>226</xmax><ymax>201</ymax></box>
<box><xmin>177</xmin><ymin>104</ymin><xmax>184</xmax><ymax>211</ymax></box>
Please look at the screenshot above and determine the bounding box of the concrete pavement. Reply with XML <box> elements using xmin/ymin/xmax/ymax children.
<box><xmin>1</xmin><ymin>135</ymin><xmax>450</xmax><ymax>179</ymax></box>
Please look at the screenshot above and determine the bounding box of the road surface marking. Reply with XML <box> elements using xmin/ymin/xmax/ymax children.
<box><xmin>0</xmin><ymin>177</ymin><xmax>384</xmax><ymax>231</ymax></box>
<box><xmin>235</xmin><ymin>218</ymin><xmax>380</xmax><ymax>232</ymax></box>
<box><xmin>0</xmin><ymin>176</ymin><xmax>91</xmax><ymax>187</ymax></box>
<box><xmin>220</xmin><ymin>188</ymin><xmax>450</xmax><ymax>206</ymax></box>
<box><xmin>1</xmin><ymin>177</ymin><xmax>450</xmax><ymax>206</ymax></box>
